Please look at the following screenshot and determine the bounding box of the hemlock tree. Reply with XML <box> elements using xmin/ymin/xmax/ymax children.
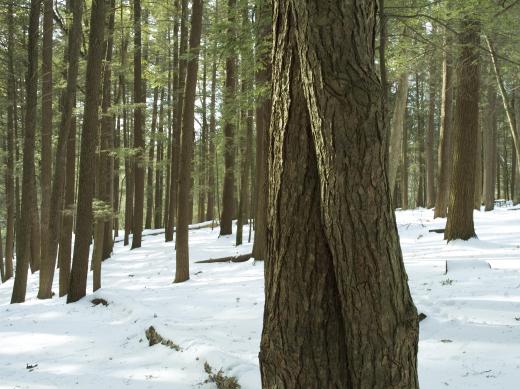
<box><xmin>260</xmin><ymin>1</ymin><xmax>419</xmax><ymax>387</ymax></box>
<box><xmin>175</xmin><ymin>0</ymin><xmax>204</xmax><ymax>284</ymax></box>
<box><xmin>67</xmin><ymin>0</ymin><xmax>106</xmax><ymax>303</ymax></box>
<box><xmin>445</xmin><ymin>18</ymin><xmax>481</xmax><ymax>241</ymax></box>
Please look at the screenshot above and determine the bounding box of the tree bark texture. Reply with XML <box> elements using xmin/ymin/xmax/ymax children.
<box><xmin>260</xmin><ymin>1</ymin><xmax>419</xmax><ymax>387</ymax></box>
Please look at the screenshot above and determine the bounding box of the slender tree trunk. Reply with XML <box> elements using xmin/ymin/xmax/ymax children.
<box><xmin>38</xmin><ymin>0</ymin><xmax>83</xmax><ymax>299</ymax></box>
<box><xmin>415</xmin><ymin>73</ymin><xmax>425</xmax><ymax>208</ymax></box>
<box><xmin>40</xmin><ymin>0</ymin><xmax>53</xmax><ymax>273</ymax></box>
<box><xmin>474</xmin><ymin>122</ymin><xmax>483</xmax><ymax>209</ymax></box>
<box><xmin>402</xmin><ymin>108</ymin><xmax>409</xmax><ymax>210</ymax></box>
<box><xmin>67</xmin><ymin>0</ymin><xmax>106</xmax><ymax>303</ymax></box>
<box><xmin>198</xmin><ymin>46</ymin><xmax>208</xmax><ymax>223</ymax></box>
<box><xmin>154</xmin><ymin>87</ymin><xmax>165</xmax><ymax>228</ymax></box>
<box><xmin>146</xmin><ymin>86</ymin><xmax>159</xmax><ymax>229</ymax></box>
<box><xmin>252</xmin><ymin>0</ymin><xmax>271</xmax><ymax>260</ymax></box>
<box><xmin>4</xmin><ymin>2</ymin><xmax>17</xmax><ymax>281</ymax></box>
<box><xmin>425</xmin><ymin>62</ymin><xmax>437</xmax><ymax>208</ymax></box>
<box><xmin>11</xmin><ymin>0</ymin><xmax>40</xmax><ymax>303</ymax></box>
<box><xmin>131</xmin><ymin>0</ymin><xmax>145</xmax><ymax>249</ymax></box>
<box><xmin>483</xmin><ymin>72</ymin><xmax>497</xmax><ymax>211</ymax></box>
<box><xmin>434</xmin><ymin>32</ymin><xmax>454</xmax><ymax>218</ymax></box>
<box><xmin>260</xmin><ymin>2</ymin><xmax>419</xmax><ymax>387</ymax></box>
<box><xmin>206</xmin><ymin>49</ymin><xmax>217</xmax><ymax>222</ymax></box>
<box><xmin>220</xmin><ymin>0</ymin><xmax>238</xmax><ymax>236</ymax></box>
<box><xmin>388</xmin><ymin>72</ymin><xmax>409</xmax><ymax>195</ymax></box>
<box><xmin>445</xmin><ymin>19</ymin><xmax>481</xmax><ymax>241</ymax></box>
<box><xmin>166</xmin><ymin>0</ymin><xmax>186</xmax><ymax>242</ymax></box>
<box><xmin>175</xmin><ymin>0</ymin><xmax>203</xmax><ymax>283</ymax></box>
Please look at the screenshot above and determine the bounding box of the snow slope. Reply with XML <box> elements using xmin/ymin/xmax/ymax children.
<box><xmin>1</xmin><ymin>208</ymin><xmax>520</xmax><ymax>388</ymax></box>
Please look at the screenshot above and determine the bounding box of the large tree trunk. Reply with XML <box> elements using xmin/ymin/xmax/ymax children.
<box><xmin>388</xmin><ymin>72</ymin><xmax>410</xmax><ymax>195</ymax></box>
<box><xmin>483</xmin><ymin>72</ymin><xmax>497</xmax><ymax>211</ymax></box>
<box><xmin>38</xmin><ymin>0</ymin><xmax>83</xmax><ymax>299</ymax></box>
<box><xmin>220</xmin><ymin>0</ymin><xmax>238</xmax><ymax>236</ymax></box>
<box><xmin>434</xmin><ymin>32</ymin><xmax>454</xmax><ymax>218</ymax></box>
<box><xmin>260</xmin><ymin>1</ymin><xmax>419</xmax><ymax>387</ymax></box>
<box><xmin>445</xmin><ymin>19</ymin><xmax>481</xmax><ymax>241</ymax></box>
<box><xmin>67</xmin><ymin>0</ymin><xmax>106</xmax><ymax>303</ymax></box>
<box><xmin>252</xmin><ymin>0</ymin><xmax>271</xmax><ymax>261</ymax></box>
<box><xmin>175</xmin><ymin>0</ymin><xmax>203</xmax><ymax>284</ymax></box>
<box><xmin>11</xmin><ymin>0</ymin><xmax>40</xmax><ymax>303</ymax></box>
<box><xmin>131</xmin><ymin>0</ymin><xmax>145</xmax><ymax>249</ymax></box>
<box><xmin>4</xmin><ymin>2</ymin><xmax>17</xmax><ymax>282</ymax></box>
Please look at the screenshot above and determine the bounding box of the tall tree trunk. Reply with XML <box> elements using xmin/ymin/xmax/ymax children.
<box><xmin>252</xmin><ymin>0</ymin><xmax>271</xmax><ymax>260</ymax></box>
<box><xmin>11</xmin><ymin>0</ymin><xmax>40</xmax><ymax>303</ymax></box>
<box><xmin>483</xmin><ymin>72</ymin><xmax>497</xmax><ymax>211</ymax></box>
<box><xmin>175</xmin><ymin>0</ymin><xmax>203</xmax><ymax>283</ymax></box>
<box><xmin>445</xmin><ymin>19</ymin><xmax>480</xmax><ymax>241</ymax></box>
<box><xmin>434</xmin><ymin>32</ymin><xmax>454</xmax><ymax>218</ymax></box>
<box><xmin>260</xmin><ymin>2</ymin><xmax>419</xmax><ymax>387</ymax></box>
<box><xmin>166</xmin><ymin>0</ymin><xmax>186</xmax><ymax>242</ymax></box>
<box><xmin>388</xmin><ymin>72</ymin><xmax>409</xmax><ymax>195</ymax></box>
<box><xmin>198</xmin><ymin>46</ymin><xmax>208</xmax><ymax>223</ymax></box>
<box><xmin>474</xmin><ymin>122</ymin><xmax>483</xmax><ymax>209</ymax></box>
<box><xmin>67</xmin><ymin>0</ymin><xmax>106</xmax><ymax>303</ymax></box>
<box><xmin>38</xmin><ymin>0</ymin><xmax>83</xmax><ymax>299</ymax></box>
<box><xmin>146</xmin><ymin>86</ymin><xmax>159</xmax><ymax>229</ymax></box>
<box><xmin>401</xmin><ymin>107</ymin><xmax>409</xmax><ymax>210</ymax></box>
<box><xmin>4</xmin><ymin>2</ymin><xmax>17</xmax><ymax>281</ymax></box>
<box><xmin>131</xmin><ymin>0</ymin><xmax>145</xmax><ymax>249</ymax></box>
<box><xmin>154</xmin><ymin>87</ymin><xmax>165</xmax><ymax>228</ymax></box>
<box><xmin>425</xmin><ymin>62</ymin><xmax>437</xmax><ymax>208</ymax></box>
<box><xmin>415</xmin><ymin>73</ymin><xmax>425</xmax><ymax>208</ymax></box>
<box><xmin>206</xmin><ymin>47</ymin><xmax>218</xmax><ymax>222</ymax></box>
<box><xmin>40</xmin><ymin>0</ymin><xmax>53</xmax><ymax>274</ymax></box>
<box><xmin>220</xmin><ymin>0</ymin><xmax>238</xmax><ymax>236</ymax></box>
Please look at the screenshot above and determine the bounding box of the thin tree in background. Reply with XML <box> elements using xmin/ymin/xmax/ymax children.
<box><xmin>175</xmin><ymin>0</ymin><xmax>204</xmax><ymax>283</ymax></box>
<box><xmin>425</xmin><ymin>60</ymin><xmax>437</xmax><ymax>208</ymax></box>
<box><xmin>131</xmin><ymin>0</ymin><xmax>145</xmax><ymax>249</ymax></box>
<box><xmin>67</xmin><ymin>0</ymin><xmax>106</xmax><ymax>303</ymax></box>
<box><xmin>445</xmin><ymin>18</ymin><xmax>481</xmax><ymax>241</ymax></box>
<box><xmin>154</xmin><ymin>87</ymin><xmax>166</xmax><ymax>228</ymax></box>
<box><xmin>11</xmin><ymin>0</ymin><xmax>40</xmax><ymax>303</ymax></box>
<box><xmin>146</xmin><ymin>86</ymin><xmax>159</xmax><ymax>229</ymax></box>
<box><xmin>483</xmin><ymin>71</ymin><xmax>497</xmax><ymax>211</ymax></box>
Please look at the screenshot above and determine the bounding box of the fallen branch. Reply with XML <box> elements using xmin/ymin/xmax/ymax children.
<box><xmin>428</xmin><ymin>228</ymin><xmax>445</xmax><ymax>233</ymax></box>
<box><xmin>204</xmin><ymin>361</ymin><xmax>241</xmax><ymax>389</ymax></box>
<box><xmin>145</xmin><ymin>326</ymin><xmax>181</xmax><ymax>351</ymax></box>
<box><xmin>195</xmin><ymin>253</ymin><xmax>253</xmax><ymax>264</ymax></box>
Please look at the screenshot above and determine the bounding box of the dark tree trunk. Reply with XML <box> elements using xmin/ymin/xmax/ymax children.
<box><xmin>131</xmin><ymin>0</ymin><xmax>145</xmax><ymax>249</ymax></box>
<box><xmin>206</xmin><ymin>50</ymin><xmax>217</xmax><ymax>222</ymax></box>
<box><xmin>434</xmin><ymin>32</ymin><xmax>454</xmax><ymax>218</ymax></box>
<box><xmin>67</xmin><ymin>0</ymin><xmax>106</xmax><ymax>303</ymax></box>
<box><xmin>38</xmin><ymin>0</ymin><xmax>83</xmax><ymax>299</ymax></box>
<box><xmin>252</xmin><ymin>0</ymin><xmax>271</xmax><ymax>260</ymax></box>
<box><xmin>220</xmin><ymin>0</ymin><xmax>238</xmax><ymax>236</ymax></box>
<box><xmin>146</xmin><ymin>86</ymin><xmax>159</xmax><ymax>229</ymax></box>
<box><xmin>11</xmin><ymin>0</ymin><xmax>41</xmax><ymax>303</ymax></box>
<box><xmin>445</xmin><ymin>19</ymin><xmax>481</xmax><ymax>241</ymax></box>
<box><xmin>166</xmin><ymin>0</ymin><xmax>187</xmax><ymax>242</ymax></box>
<box><xmin>402</xmin><ymin>107</ymin><xmax>409</xmax><ymax>210</ymax></box>
<box><xmin>426</xmin><ymin>62</ymin><xmax>437</xmax><ymax>208</ymax></box>
<box><xmin>260</xmin><ymin>2</ymin><xmax>419</xmax><ymax>387</ymax></box>
<box><xmin>198</xmin><ymin>46</ymin><xmax>208</xmax><ymax>223</ymax></box>
<box><xmin>4</xmin><ymin>2</ymin><xmax>17</xmax><ymax>281</ymax></box>
<box><xmin>175</xmin><ymin>0</ymin><xmax>203</xmax><ymax>283</ymax></box>
<box><xmin>154</xmin><ymin>87</ymin><xmax>165</xmax><ymax>228</ymax></box>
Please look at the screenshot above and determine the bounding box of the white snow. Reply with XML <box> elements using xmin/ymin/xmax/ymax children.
<box><xmin>1</xmin><ymin>208</ymin><xmax>520</xmax><ymax>388</ymax></box>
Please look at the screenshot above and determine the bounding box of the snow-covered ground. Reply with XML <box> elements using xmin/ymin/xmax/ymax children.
<box><xmin>1</xmin><ymin>208</ymin><xmax>520</xmax><ymax>388</ymax></box>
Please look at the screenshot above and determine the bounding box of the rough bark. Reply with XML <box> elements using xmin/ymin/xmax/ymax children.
<box><xmin>67</xmin><ymin>0</ymin><xmax>106</xmax><ymax>303</ymax></box>
<box><xmin>175</xmin><ymin>0</ymin><xmax>203</xmax><ymax>284</ymax></box>
<box><xmin>434</xmin><ymin>32</ymin><xmax>454</xmax><ymax>218</ymax></box>
<box><xmin>38</xmin><ymin>0</ymin><xmax>83</xmax><ymax>299</ymax></box>
<box><xmin>445</xmin><ymin>19</ymin><xmax>480</xmax><ymax>241</ymax></box>
<box><xmin>220</xmin><ymin>0</ymin><xmax>238</xmax><ymax>236</ymax></box>
<box><xmin>260</xmin><ymin>1</ymin><xmax>419</xmax><ymax>387</ymax></box>
<box><xmin>388</xmin><ymin>72</ymin><xmax>410</xmax><ymax>195</ymax></box>
<box><xmin>11</xmin><ymin>0</ymin><xmax>40</xmax><ymax>303</ymax></box>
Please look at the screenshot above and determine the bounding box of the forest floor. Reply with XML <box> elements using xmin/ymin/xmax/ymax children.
<box><xmin>2</xmin><ymin>208</ymin><xmax>520</xmax><ymax>388</ymax></box>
